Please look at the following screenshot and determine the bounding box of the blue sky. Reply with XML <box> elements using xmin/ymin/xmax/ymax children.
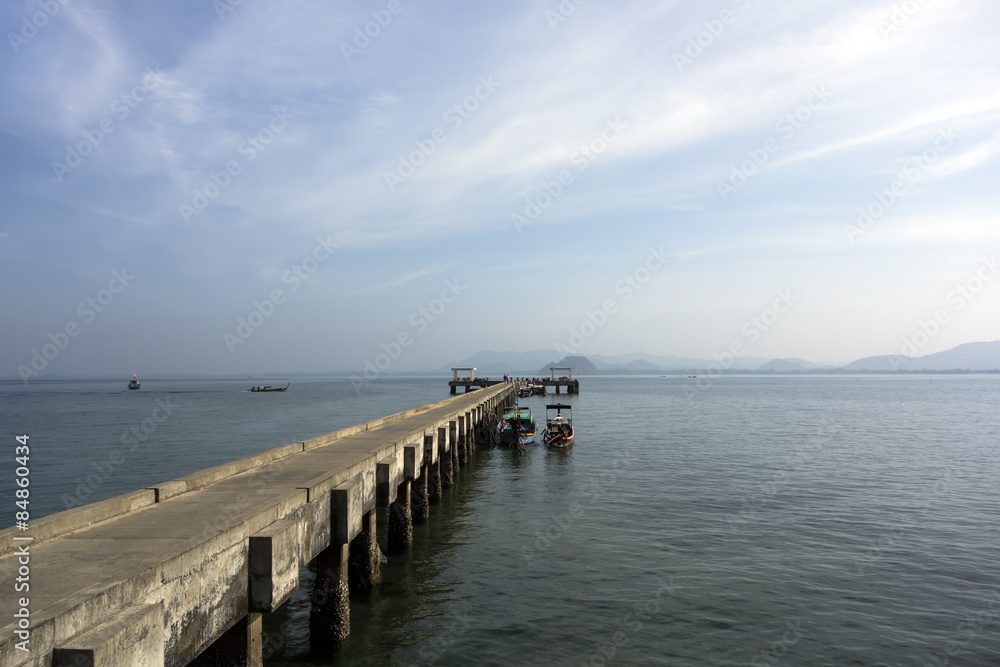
<box><xmin>2</xmin><ymin>0</ymin><xmax>998</xmax><ymax>377</ymax></box>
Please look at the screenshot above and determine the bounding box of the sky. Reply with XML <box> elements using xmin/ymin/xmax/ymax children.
<box><xmin>1</xmin><ymin>0</ymin><xmax>998</xmax><ymax>378</ymax></box>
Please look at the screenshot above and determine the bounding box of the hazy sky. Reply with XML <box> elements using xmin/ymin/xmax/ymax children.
<box><xmin>2</xmin><ymin>0</ymin><xmax>998</xmax><ymax>377</ymax></box>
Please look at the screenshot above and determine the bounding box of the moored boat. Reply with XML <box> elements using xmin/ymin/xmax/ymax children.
<box><xmin>543</xmin><ymin>403</ymin><xmax>574</xmax><ymax>447</ymax></box>
<box><xmin>127</xmin><ymin>374</ymin><xmax>141</xmax><ymax>390</ymax></box>
<box><xmin>497</xmin><ymin>402</ymin><xmax>537</xmax><ymax>447</ymax></box>
<box><xmin>250</xmin><ymin>383</ymin><xmax>290</xmax><ymax>392</ymax></box>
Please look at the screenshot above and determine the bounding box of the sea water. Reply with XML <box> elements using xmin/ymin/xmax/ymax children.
<box><xmin>2</xmin><ymin>375</ymin><xmax>999</xmax><ymax>666</ymax></box>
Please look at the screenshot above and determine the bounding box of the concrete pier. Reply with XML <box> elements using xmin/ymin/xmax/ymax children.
<box><xmin>212</xmin><ymin>613</ymin><xmax>262</xmax><ymax>667</ymax></box>
<box><xmin>347</xmin><ymin>511</ymin><xmax>380</xmax><ymax>594</ymax></box>
<box><xmin>309</xmin><ymin>543</ymin><xmax>350</xmax><ymax>652</ymax></box>
<box><xmin>0</xmin><ymin>383</ymin><xmax>513</xmax><ymax>667</ymax></box>
<box><xmin>411</xmin><ymin>466</ymin><xmax>430</xmax><ymax>522</ymax></box>
<box><xmin>439</xmin><ymin>426</ymin><xmax>454</xmax><ymax>488</ymax></box>
<box><xmin>428</xmin><ymin>460</ymin><xmax>443</xmax><ymax>503</ymax></box>
<box><xmin>387</xmin><ymin>481</ymin><xmax>412</xmax><ymax>555</ymax></box>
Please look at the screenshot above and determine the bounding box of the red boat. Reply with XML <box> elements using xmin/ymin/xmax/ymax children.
<box><xmin>543</xmin><ymin>403</ymin><xmax>574</xmax><ymax>447</ymax></box>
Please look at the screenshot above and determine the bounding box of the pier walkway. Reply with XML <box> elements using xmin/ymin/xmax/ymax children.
<box><xmin>0</xmin><ymin>383</ymin><xmax>514</xmax><ymax>667</ymax></box>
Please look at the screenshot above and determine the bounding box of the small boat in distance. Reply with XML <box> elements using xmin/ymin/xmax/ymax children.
<box><xmin>543</xmin><ymin>403</ymin><xmax>574</xmax><ymax>447</ymax></box>
<box><xmin>128</xmin><ymin>374</ymin><xmax>141</xmax><ymax>390</ymax></box>
<box><xmin>250</xmin><ymin>383</ymin><xmax>290</xmax><ymax>392</ymax></box>
<box><xmin>497</xmin><ymin>402</ymin><xmax>537</xmax><ymax>447</ymax></box>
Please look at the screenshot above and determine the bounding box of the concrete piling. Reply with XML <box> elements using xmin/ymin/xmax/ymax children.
<box><xmin>450</xmin><ymin>420</ymin><xmax>459</xmax><ymax>474</ymax></box>
<box><xmin>387</xmin><ymin>481</ymin><xmax>412</xmax><ymax>554</ymax></box>
<box><xmin>467</xmin><ymin>410</ymin><xmax>475</xmax><ymax>450</ymax></box>
<box><xmin>457</xmin><ymin>416</ymin><xmax>468</xmax><ymax>465</ymax></box>
<box><xmin>411</xmin><ymin>465</ymin><xmax>430</xmax><ymax>521</ymax></box>
<box><xmin>348</xmin><ymin>510</ymin><xmax>380</xmax><ymax>594</ymax></box>
<box><xmin>428</xmin><ymin>460</ymin><xmax>442</xmax><ymax>502</ymax></box>
<box><xmin>310</xmin><ymin>543</ymin><xmax>350</xmax><ymax>652</ymax></box>
<box><xmin>439</xmin><ymin>426</ymin><xmax>453</xmax><ymax>488</ymax></box>
<box><xmin>211</xmin><ymin>613</ymin><xmax>263</xmax><ymax>667</ymax></box>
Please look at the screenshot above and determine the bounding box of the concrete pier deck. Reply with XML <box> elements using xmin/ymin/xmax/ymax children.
<box><xmin>0</xmin><ymin>383</ymin><xmax>513</xmax><ymax>667</ymax></box>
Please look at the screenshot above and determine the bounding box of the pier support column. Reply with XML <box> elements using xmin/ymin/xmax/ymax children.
<box><xmin>212</xmin><ymin>613</ymin><xmax>262</xmax><ymax>667</ymax></box>
<box><xmin>467</xmin><ymin>410</ymin><xmax>475</xmax><ymax>450</ymax></box>
<box><xmin>388</xmin><ymin>480</ymin><xmax>412</xmax><ymax>554</ymax></box>
<box><xmin>348</xmin><ymin>510</ymin><xmax>380</xmax><ymax>594</ymax></box>
<box><xmin>457</xmin><ymin>416</ymin><xmax>468</xmax><ymax>465</ymax></box>
<box><xmin>450</xmin><ymin>420</ymin><xmax>459</xmax><ymax>474</ymax></box>
<box><xmin>428</xmin><ymin>459</ymin><xmax>443</xmax><ymax>502</ymax></box>
<box><xmin>439</xmin><ymin>426</ymin><xmax>454</xmax><ymax>488</ymax></box>
<box><xmin>411</xmin><ymin>464</ymin><xmax>430</xmax><ymax>521</ymax></box>
<box><xmin>310</xmin><ymin>543</ymin><xmax>350</xmax><ymax>652</ymax></box>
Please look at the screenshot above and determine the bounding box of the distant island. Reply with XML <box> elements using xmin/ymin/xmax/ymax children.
<box><xmin>437</xmin><ymin>341</ymin><xmax>1000</xmax><ymax>376</ymax></box>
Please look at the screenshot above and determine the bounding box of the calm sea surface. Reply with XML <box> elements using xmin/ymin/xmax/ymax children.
<box><xmin>3</xmin><ymin>375</ymin><xmax>999</xmax><ymax>666</ymax></box>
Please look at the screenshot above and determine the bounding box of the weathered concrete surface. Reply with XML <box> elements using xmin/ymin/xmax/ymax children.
<box><xmin>387</xmin><ymin>481</ymin><xmax>412</xmax><ymax>555</ymax></box>
<box><xmin>249</xmin><ymin>519</ymin><xmax>301</xmax><ymax>613</ymax></box>
<box><xmin>428</xmin><ymin>460</ymin><xmax>442</xmax><ymax>503</ymax></box>
<box><xmin>347</xmin><ymin>511</ymin><xmax>380</xmax><ymax>594</ymax></box>
<box><xmin>411</xmin><ymin>466</ymin><xmax>429</xmax><ymax>522</ymax></box>
<box><xmin>210</xmin><ymin>613</ymin><xmax>261</xmax><ymax>667</ymax></box>
<box><xmin>52</xmin><ymin>603</ymin><xmax>162</xmax><ymax>667</ymax></box>
<box><xmin>309</xmin><ymin>543</ymin><xmax>349</xmax><ymax>652</ymax></box>
<box><xmin>0</xmin><ymin>384</ymin><xmax>511</xmax><ymax>667</ymax></box>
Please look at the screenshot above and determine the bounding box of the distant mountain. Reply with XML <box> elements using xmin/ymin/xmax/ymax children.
<box><xmin>625</xmin><ymin>359</ymin><xmax>661</xmax><ymax>370</ymax></box>
<box><xmin>841</xmin><ymin>355</ymin><xmax>909</xmax><ymax>371</ymax></box>
<box><xmin>589</xmin><ymin>352</ymin><xmax>706</xmax><ymax>369</ymax></box>
<box><xmin>840</xmin><ymin>341</ymin><xmax>1000</xmax><ymax>371</ymax></box>
<box><xmin>909</xmin><ymin>341</ymin><xmax>1000</xmax><ymax>370</ymax></box>
<box><xmin>434</xmin><ymin>340</ymin><xmax>1000</xmax><ymax>378</ymax></box>
<box><xmin>757</xmin><ymin>357</ymin><xmax>820</xmax><ymax>372</ymax></box>
<box><xmin>537</xmin><ymin>355</ymin><xmax>598</xmax><ymax>375</ymax></box>
<box><xmin>440</xmin><ymin>349</ymin><xmax>559</xmax><ymax>374</ymax></box>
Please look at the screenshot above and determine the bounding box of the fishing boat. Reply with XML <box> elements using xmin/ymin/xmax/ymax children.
<box><xmin>249</xmin><ymin>383</ymin><xmax>290</xmax><ymax>392</ymax></box>
<box><xmin>518</xmin><ymin>383</ymin><xmax>546</xmax><ymax>397</ymax></box>
<box><xmin>497</xmin><ymin>402</ymin><xmax>537</xmax><ymax>447</ymax></box>
<box><xmin>127</xmin><ymin>374</ymin><xmax>141</xmax><ymax>390</ymax></box>
<box><xmin>543</xmin><ymin>403</ymin><xmax>574</xmax><ymax>447</ymax></box>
